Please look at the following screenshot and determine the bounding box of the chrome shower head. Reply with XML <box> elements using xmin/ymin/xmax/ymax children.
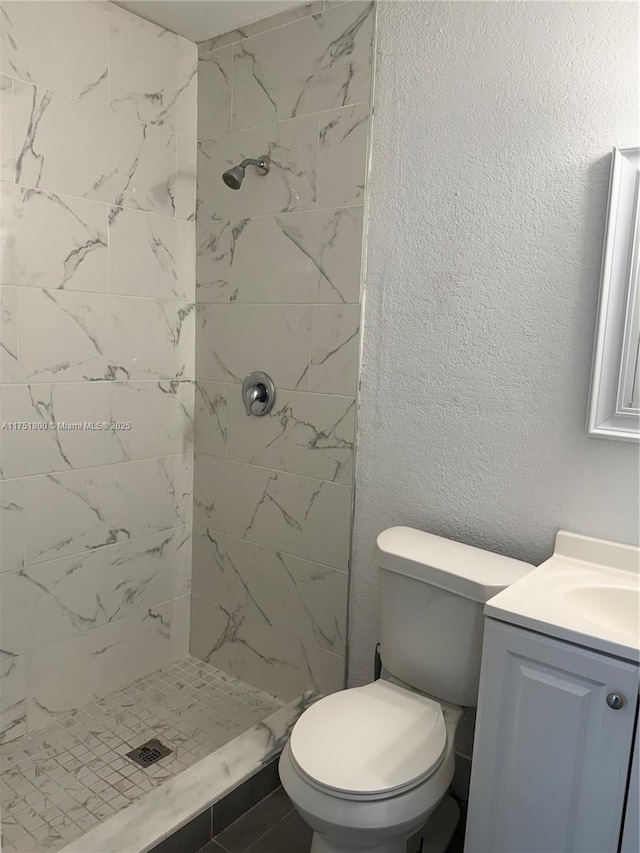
<box><xmin>222</xmin><ymin>155</ymin><xmax>270</xmax><ymax>190</ymax></box>
<box><xmin>222</xmin><ymin>164</ymin><xmax>245</xmax><ymax>190</ymax></box>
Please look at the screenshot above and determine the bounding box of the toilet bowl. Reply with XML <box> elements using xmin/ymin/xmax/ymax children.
<box><xmin>279</xmin><ymin>680</ymin><xmax>463</xmax><ymax>853</ymax></box>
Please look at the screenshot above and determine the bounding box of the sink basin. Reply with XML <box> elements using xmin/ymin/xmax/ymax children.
<box><xmin>484</xmin><ymin>531</ymin><xmax>640</xmax><ymax>661</ymax></box>
<box><xmin>563</xmin><ymin>583</ymin><xmax>639</xmax><ymax>640</ymax></box>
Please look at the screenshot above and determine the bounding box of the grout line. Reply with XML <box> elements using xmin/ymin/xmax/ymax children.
<box><xmin>193</xmin><ymin>378</ymin><xmax>355</xmax><ymax>402</ymax></box>
<box><xmin>190</xmin><ymin>592</ymin><xmax>346</xmax><ymax>660</ymax></box>
<box><xmin>229</xmin><ymin>42</ymin><xmax>235</xmax><ymax>136</ymax></box>
<box><xmin>241</xmin><ymin>807</ymin><xmax>296</xmax><ymax>853</ymax></box>
<box><xmin>0</xmin><ymin>591</ymin><xmax>192</xmax><ymax>661</ymax></box>
<box><xmin>6</xmin><ymin>281</ymin><xmax>195</xmax><ymax>304</ymax></box>
<box><xmin>196</xmin><ymin>201</ymin><xmax>366</xmax><ymax>226</ymax></box>
<box><xmin>190</xmin><ymin>524</ymin><xmax>349</xmax><ymax>577</ymax></box>
<box><xmin>0</xmin><ymin>175</ymin><xmax>365</xmax><ymax>224</ymax></box>
<box><xmin>193</xmin><ymin>452</ymin><xmax>352</xmax><ymax>489</ymax></box>
<box><xmin>6</xmin><ymin>37</ymin><xmax>198</xmax><ymax>145</ymax></box>
<box><xmin>4</xmin><ymin>449</ymin><xmax>192</xmax><ymax>484</ymax></box>
<box><xmin>0</xmin><ymin>176</ymin><xmax>194</xmax><ymax>225</ymax></box>
<box><xmin>198</xmin><ymin>98</ymin><xmax>371</xmax><ymax>141</ymax></box>
<box><xmin>213</xmin><ymin>787</ymin><xmax>293</xmax><ymax>851</ymax></box>
<box><xmin>197</xmin><ymin>0</ymin><xmax>358</xmax><ymax>58</ymax></box>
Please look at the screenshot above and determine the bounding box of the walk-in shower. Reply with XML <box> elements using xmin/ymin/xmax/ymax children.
<box><xmin>0</xmin><ymin>0</ymin><xmax>374</xmax><ymax>847</ymax></box>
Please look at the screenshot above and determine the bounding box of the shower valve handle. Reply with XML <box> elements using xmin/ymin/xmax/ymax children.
<box><xmin>245</xmin><ymin>385</ymin><xmax>264</xmax><ymax>416</ymax></box>
<box><xmin>242</xmin><ymin>371</ymin><xmax>276</xmax><ymax>417</ymax></box>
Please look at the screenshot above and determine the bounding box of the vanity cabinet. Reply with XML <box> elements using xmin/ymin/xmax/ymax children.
<box><xmin>465</xmin><ymin>619</ymin><xmax>639</xmax><ymax>853</ymax></box>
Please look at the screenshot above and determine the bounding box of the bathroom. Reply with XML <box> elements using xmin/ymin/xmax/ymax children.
<box><xmin>0</xmin><ymin>0</ymin><xmax>638</xmax><ymax>851</ymax></box>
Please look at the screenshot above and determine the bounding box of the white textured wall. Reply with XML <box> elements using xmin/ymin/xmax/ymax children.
<box><xmin>349</xmin><ymin>0</ymin><xmax>639</xmax><ymax>685</ymax></box>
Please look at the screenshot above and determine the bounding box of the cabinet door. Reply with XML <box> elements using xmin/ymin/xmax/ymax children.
<box><xmin>465</xmin><ymin>619</ymin><xmax>639</xmax><ymax>853</ymax></box>
<box><xmin>621</xmin><ymin>717</ymin><xmax>639</xmax><ymax>853</ymax></box>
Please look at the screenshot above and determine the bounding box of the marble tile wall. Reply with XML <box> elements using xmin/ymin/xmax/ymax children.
<box><xmin>192</xmin><ymin>0</ymin><xmax>374</xmax><ymax>700</ymax></box>
<box><xmin>0</xmin><ymin>1</ymin><xmax>197</xmax><ymax>743</ymax></box>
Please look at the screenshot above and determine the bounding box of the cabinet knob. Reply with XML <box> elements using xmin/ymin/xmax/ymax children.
<box><xmin>606</xmin><ymin>693</ymin><xmax>625</xmax><ymax>710</ymax></box>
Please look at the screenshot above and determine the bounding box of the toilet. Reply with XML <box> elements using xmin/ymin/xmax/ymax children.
<box><xmin>279</xmin><ymin>526</ymin><xmax>533</xmax><ymax>853</ymax></box>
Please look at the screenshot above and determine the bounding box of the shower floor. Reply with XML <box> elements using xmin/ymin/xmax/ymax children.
<box><xmin>0</xmin><ymin>657</ymin><xmax>281</xmax><ymax>853</ymax></box>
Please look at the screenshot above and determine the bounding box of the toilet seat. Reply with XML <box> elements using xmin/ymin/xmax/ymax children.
<box><xmin>289</xmin><ymin>680</ymin><xmax>447</xmax><ymax>801</ymax></box>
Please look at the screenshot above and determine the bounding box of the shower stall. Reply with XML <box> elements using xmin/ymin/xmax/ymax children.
<box><xmin>0</xmin><ymin>0</ymin><xmax>374</xmax><ymax>850</ymax></box>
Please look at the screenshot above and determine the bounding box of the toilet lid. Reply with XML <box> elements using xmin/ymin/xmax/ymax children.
<box><xmin>289</xmin><ymin>680</ymin><xmax>447</xmax><ymax>796</ymax></box>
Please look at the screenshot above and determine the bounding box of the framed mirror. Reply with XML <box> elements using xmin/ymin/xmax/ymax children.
<box><xmin>587</xmin><ymin>146</ymin><xmax>640</xmax><ymax>442</ymax></box>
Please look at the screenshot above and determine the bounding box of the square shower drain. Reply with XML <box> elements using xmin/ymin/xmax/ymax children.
<box><xmin>126</xmin><ymin>738</ymin><xmax>172</xmax><ymax>768</ymax></box>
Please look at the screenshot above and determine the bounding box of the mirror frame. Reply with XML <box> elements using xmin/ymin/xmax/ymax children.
<box><xmin>587</xmin><ymin>146</ymin><xmax>640</xmax><ymax>442</ymax></box>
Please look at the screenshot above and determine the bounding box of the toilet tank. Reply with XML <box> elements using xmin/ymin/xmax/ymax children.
<box><xmin>376</xmin><ymin>527</ymin><xmax>533</xmax><ymax>707</ymax></box>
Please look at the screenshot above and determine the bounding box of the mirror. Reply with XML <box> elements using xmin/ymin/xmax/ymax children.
<box><xmin>587</xmin><ymin>146</ymin><xmax>640</xmax><ymax>442</ymax></box>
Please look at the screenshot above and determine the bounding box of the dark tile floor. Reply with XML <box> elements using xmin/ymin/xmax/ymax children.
<box><xmin>198</xmin><ymin>789</ymin><xmax>466</xmax><ymax>853</ymax></box>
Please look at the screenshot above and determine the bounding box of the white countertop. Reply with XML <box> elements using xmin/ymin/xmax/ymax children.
<box><xmin>485</xmin><ymin>530</ymin><xmax>640</xmax><ymax>663</ymax></box>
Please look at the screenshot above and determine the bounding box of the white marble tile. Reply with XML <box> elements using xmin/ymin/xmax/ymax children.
<box><xmin>192</xmin><ymin>527</ymin><xmax>347</xmax><ymax>652</ymax></box>
<box><xmin>0</xmin><ymin>1</ymin><xmax>108</xmax><ymax>105</ymax></box>
<box><xmin>196</xmin><ymin>215</ymin><xmax>234</xmax><ymax>303</ymax></box>
<box><xmin>176</xmin><ymin>135</ymin><xmax>197</xmax><ymax>222</ymax></box>
<box><xmin>0</xmin><ymin>73</ymin><xmax>13</xmax><ymax>180</ymax></box>
<box><xmin>109</xmin><ymin>380</ymin><xmax>194</xmax><ymax>461</ymax></box>
<box><xmin>23</xmin><ymin>454</ymin><xmax>192</xmax><ymax>566</ymax></box>
<box><xmin>190</xmin><ymin>596</ymin><xmax>300</xmax><ymax>700</ymax></box>
<box><xmin>198</xmin><ymin>47</ymin><xmax>232</xmax><ymax>140</ymax></box>
<box><xmin>199</xmin><ymin>29</ymin><xmax>247</xmax><ymax>55</ymax></box>
<box><xmin>27</xmin><ymin>595</ymin><xmax>190</xmax><ymax>731</ymax></box>
<box><xmin>198</xmin><ymin>2</ymin><xmax>324</xmax><ymax>55</ymax></box>
<box><xmin>232</xmin><ymin>1</ymin><xmax>374</xmax><ymax>131</ymax></box>
<box><xmin>18</xmin><ymin>289</ymin><xmax>194</xmax><ymax>383</ymax></box>
<box><xmin>317</xmin><ymin>102</ymin><xmax>370</xmax><ymax>208</ymax></box>
<box><xmin>193</xmin><ymin>456</ymin><xmax>352</xmax><ymax>569</ymax></box>
<box><xmin>0</xmin><ymin>285</ymin><xmax>18</xmax><ymax>382</ymax></box>
<box><xmin>194</xmin><ymin>381</ymin><xmax>228</xmax><ymax>458</ymax></box>
<box><xmin>109</xmin><ymin>20</ymin><xmax>197</xmax><ymax>137</ymax></box>
<box><xmin>0</xmin><ymin>381</ymin><xmax>194</xmax><ymax>479</ymax></box>
<box><xmin>299</xmin><ymin>642</ymin><xmax>344</xmax><ymax>695</ymax></box>
<box><xmin>13</xmin><ymin>81</ymin><xmax>176</xmax><ymax>215</ymax></box>
<box><xmin>310</xmin><ymin>304</ymin><xmax>360</xmax><ymax>395</ymax></box>
<box><xmin>1</xmin><ymin>183</ymin><xmax>108</xmax><ymax>293</ymax></box>
<box><xmin>198</xmin><ymin>114</ymin><xmax>317</xmax><ymax>221</ymax></box>
<box><xmin>1</xmin><ymin>526</ymin><xmax>191</xmax><ymax>656</ymax></box>
<box><xmin>229</xmin><ymin>207</ymin><xmax>364</xmax><ymax>304</ymax></box>
<box><xmin>227</xmin><ymin>389</ymin><xmax>355</xmax><ymax>484</ymax></box>
<box><xmin>0</xmin><ymin>382</ymin><xmax>112</xmax><ymax>479</ymax></box>
<box><xmin>61</xmin><ymin>693</ymin><xmax>315</xmax><ymax>853</ymax></box>
<box><xmin>0</xmin><ymin>651</ymin><xmax>27</xmax><ymax>744</ymax></box>
<box><xmin>93</xmin><ymin>0</ymin><xmax>169</xmax><ymax>38</ymax></box>
<box><xmin>0</xmin><ymin>478</ymin><xmax>24</xmax><ymax>573</ymax></box>
<box><xmin>196</xmin><ymin>303</ymin><xmax>311</xmax><ymax>390</ymax></box>
<box><xmin>109</xmin><ymin>207</ymin><xmax>195</xmax><ymax>301</ymax></box>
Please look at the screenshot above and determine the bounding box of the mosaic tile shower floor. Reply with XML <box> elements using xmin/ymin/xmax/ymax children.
<box><xmin>0</xmin><ymin>657</ymin><xmax>281</xmax><ymax>853</ymax></box>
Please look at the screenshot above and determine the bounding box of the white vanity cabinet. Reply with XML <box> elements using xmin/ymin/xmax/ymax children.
<box><xmin>465</xmin><ymin>618</ymin><xmax>639</xmax><ymax>853</ymax></box>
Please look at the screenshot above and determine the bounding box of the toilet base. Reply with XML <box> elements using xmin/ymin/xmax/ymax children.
<box><xmin>307</xmin><ymin>795</ymin><xmax>460</xmax><ymax>853</ymax></box>
<box><xmin>310</xmin><ymin>836</ymin><xmax>404</xmax><ymax>853</ymax></box>
<box><xmin>416</xmin><ymin>795</ymin><xmax>460</xmax><ymax>852</ymax></box>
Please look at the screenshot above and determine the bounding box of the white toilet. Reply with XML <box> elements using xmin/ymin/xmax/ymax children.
<box><xmin>279</xmin><ymin>526</ymin><xmax>533</xmax><ymax>853</ymax></box>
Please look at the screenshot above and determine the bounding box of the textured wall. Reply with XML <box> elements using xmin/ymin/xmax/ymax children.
<box><xmin>191</xmin><ymin>1</ymin><xmax>374</xmax><ymax>701</ymax></box>
<box><xmin>0</xmin><ymin>1</ymin><xmax>197</xmax><ymax>742</ymax></box>
<box><xmin>349</xmin><ymin>0</ymin><xmax>640</xmax><ymax>686</ymax></box>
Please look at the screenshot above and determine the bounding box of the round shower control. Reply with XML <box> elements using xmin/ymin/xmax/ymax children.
<box><xmin>242</xmin><ymin>371</ymin><xmax>276</xmax><ymax>417</ymax></box>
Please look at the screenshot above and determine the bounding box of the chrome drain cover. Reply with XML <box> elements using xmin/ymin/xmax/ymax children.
<box><xmin>126</xmin><ymin>738</ymin><xmax>172</xmax><ymax>768</ymax></box>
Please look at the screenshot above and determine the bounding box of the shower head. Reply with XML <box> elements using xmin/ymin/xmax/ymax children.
<box><xmin>222</xmin><ymin>155</ymin><xmax>270</xmax><ymax>190</ymax></box>
<box><xmin>222</xmin><ymin>164</ymin><xmax>245</xmax><ymax>190</ymax></box>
